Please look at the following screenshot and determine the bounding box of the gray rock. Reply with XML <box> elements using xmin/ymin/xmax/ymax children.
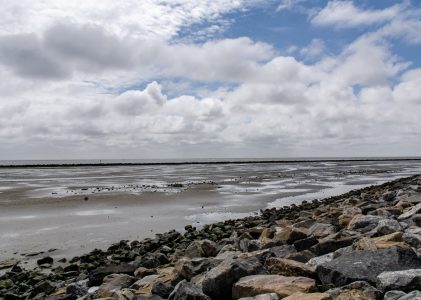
<box><xmin>306</xmin><ymin>252</ymin><xmax>335</xmax><ymax>267</ymax></box>
<box><xmin>377</xmin><ymin>269</ymin><xmax>421</xmax><ymax>292</ymax></box>
<box><xmin>202</xmin><ymin>257</ymin><xmax>265</xmax><ymax>299</ymax></box>
<box><xmin>175</xmin><ymin>258</ymin><xmax>221</xmax><ymax>280</ymax></box>
<box><xmin>88</xmin><ymin>263</ymin><xmax>136</xmax><ymax>286</ymax></box>
<box><xmin>399</xmin><ymin>290</ymin><xmax>421</xmax><ymax>300</ymax></box>
<box><xmin>185</xmin><ymin>240</ymin><xmax>218</xmax><ymax>258</ymax></box>
<box><xmin>168</xmin><ymin>280</ymin><xmax>211</xmax><ymax>300</ymax></box>
<box><xmin>317</xmin><ymin>246</ymin><xmax>421</xmax><ymax>286</ymax></box>
<box><xmin>402</xmin><ymin>232</ymin><xmax>421</xmax><ymax>248</ymax></box>
<box><xmin>383</xmin><ymin>290</ymin><xmax>407</xmax><ymax>300</ymax></box>
<box><xmin>348</xmin><ymin>215</ymin><xmax>385</xmax><ymax>232</ymax></box>
<box><xmin>238</xmin><ymin>293</ymin><xmax>279</xmax><ymax>300</ymax></box>
<box><xmin>268</xmin><ymin>245</ymin><xmax>297</xmax><ymax>258</ymax></box>
<box><xmin>374</xmin><ymin>219</ymin><xmax>402</xmax><ymax>236</ymax></box>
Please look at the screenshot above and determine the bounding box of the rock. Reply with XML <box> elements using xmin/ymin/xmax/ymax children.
<box><xmin>168</xmin><ymin>280</ymin><xmax>211</xmax><ymax>300</ymax></box>
<box><xmin>326</xmin><ymin>281</ymin><xmax>380</xmax><ymax>300</ymax></box>
<box><xmin>284</xmin><ymin>250</ymin><xmax>315</xmax><ymax>263</ymax></box>
<box><xmin>232</xmin><ymin>275</ymin><xmax>317</xmax><ymax>299</ymax></box>
<box><xmin>348</xmin><ymin>215</ymin><xmax>384</xmax><ymax>232</ymax></box>
<box><xmin>374</xmin><ymin>219</ymin><xmax>402</xmax><ymax>236</ymax></box>
<box><xmin>37</xmin><ymin>256</ymin><xmax>54</xmax><ymax>266</ymax></box>
<box><xmin>185</xmin><ymin>240</ymin><xmax>218</xmax><ymax>258</ymax></box>
<box><xmin>402</xmin><ymin>232</ymin><xmax>421</xmax><ymax>248</ymax></box>
<box><xmin>0</xmin><ymin>258</ymin><xmax>19</xmax><ymax>270</ymax></box>
<box><xmin>131</xmin><ymin>274</ymin><xmax>161</xmax><ymax>290</ymax></box>
<box><xmin>317</xmin><ymin>246</ymin><xmax>421</xmax><ymax>286</ymax></box>
<box><xmin>274</xmin><ymin>226</ymin><xmax>308</xmax><ymax>243</ymax></box>
<box><xmin>282</xmin><ymin>292</ymin><xmax>331</xmax><ymax>300</ymax></box>
<box><xmin>0</xmin><ymin>279</ymin><xmax>14</xmax><ymax>289</ymax></box>
<box><xmin>202</xmin><ymin>257</ymin><xmax>264</xmax><ymax>299</ymax></box>
<box><xmin>174</xmin><ymin>258</ymin><xmax>221</xmax><ymax>280</ymax></box>
<box><xmin>352</xmin><ymin>233</ymin><xmax>409</xmax><ymax>250</ymax></box>
<box><xmin>135</xmin><ymin>267</ymin><xmax>157</xmax><ymax>278</ymax></box>
<box><xmin>376</xmin><ymin>269</ymin><xmax>421</xmax><ymax>292</ymax></box>
<box><xmin>66</xmin><ymin>281</ymin><xmax>88</xmax><ymax>298</ymax></box>
<box><xmin>399</xmin><ymin>290</ymin><xmax>421</xmax><ymax>300</ymax></box>
<box><xmin>96</xmin><ymin>274</ymin><xmax>135</xmax><ymax>298</ymax></box>
<box><xmin>88</xmin><ymin>263</ymin><xmax>137</xmax><ymax>286</ymax></box>
<box><xmin>259</xmin><ymin>228</ymin><xmax>274</xmax><ymax>240</ymax></box>
<box><xmin>383</xmin><ymin>191</ymin><xmax>396</xmax><ymax>202</ymax></box>
<box><xmin>265</xmin><ymin>258</ymin><xmax>316</xmax><ymax>278</ymax></box>
<box><xmin>238</xmin><ymin>293</ymin><xmax>279</xmax><ymax>300</ymax></box>
<box><xmin>306</xmin><ymin>253</ymin><xmax>335</xmax><ymax>268</ymax></box>
<box><xmin>293</xmin><ymin>236</ymin><xmax>318</xmax><ymax>252</ymax></box>
<box><xmin>339</xmin><ymin>207</ymin><xmax>362</xmax><ymax>227</ymax></box>
<box><xmin>310</xmin><ymin>236</ymin><xmax>355</xmax><ymax>256</ymax></box>
<box><xmin>309</xmin><ymin>223</ymin><xmax>336</xmax><ymax>238</ymax></box>
<box><xmin>269</xmin><ymin>245</ymin><xmax>297</xmax><ymax>258</ymax></box>
<box><xmin>384</xmin><ymin>290</ymin><xmax>407</xmax><ymax>300</ymax></box>
<box><xmin>398</xmin><ymin>202</ymin><xmax>421</xmax><ymax>220</ymax></box>
<box><xmin>152</xmin><ymin>281</ymin><xmax>174</xmax><ymax>298</ymax></box>
<box><xmin>412</xmin><ymin>214</ymin><xmax>421</xmax><ymax>226</ymax></box>
<box><xmin>33</xmin><ymin>280</ymin><xmax>56</xmax><ymax>295</ymax></box>
<box><xmin>132</xmin><ymin>267</ymin><xmax>179</xmax><ymax>296</ymax></box>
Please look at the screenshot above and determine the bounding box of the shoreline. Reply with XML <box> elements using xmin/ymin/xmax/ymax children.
<box><xmin>1</xmin><ymin>157</ymin><xmax>421</xmax><ymax>168</ymax></box>
<box><xmin>1</xmin><ymin>174</ymin><xmax>421</xmax><ymax>299</ymax></box>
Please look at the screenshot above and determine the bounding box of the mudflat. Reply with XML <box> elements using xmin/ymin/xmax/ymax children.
<box><xmin>1</xmin><ymin>160</ymin><xmax>421</xmax><ymax>261</ymax></box>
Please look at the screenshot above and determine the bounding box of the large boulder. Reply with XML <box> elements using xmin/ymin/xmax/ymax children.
<box><xmin>168</xmin><ymin>280</ymin><xmax>211</xmax><ymax>300</ymax></box>
<box><xmin>232</xmin><ymin>275</ymin><xmax>317</xmax><ymax>299</ymax></box>
<box><xmin>317</xmin><ymin>246</ymin><xmax>421</xmax><ymax>286</ymax></box>
<box><xmin>202</xmin><ymin>257</ymin><xmax>265</xmax><ymax>299</ymax></box>
<box><xmin>376</xmin><ymin>269</ymin><xmax>421</xmax><ymax>292</ymax></box>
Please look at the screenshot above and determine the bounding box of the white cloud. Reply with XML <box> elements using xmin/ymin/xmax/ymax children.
<box><xmin>300</xmin><ymin>38</ymin><xmax>326</xmax><ymax>59</ymax></box>
<box><xmin>312</xmin><ymin>1</ymin><xmax>403</xmax><ymax>28</ymax></box>
<box><xmin>0</xmin><ymin>0</ymin><xmax>421</xmax><ymax>158</ymax></box>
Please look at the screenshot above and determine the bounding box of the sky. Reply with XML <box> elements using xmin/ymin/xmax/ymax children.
<box><xmin>0</xmin><ymin>0</ymin><xmax>420</xmax><ymax>159</ymax></box>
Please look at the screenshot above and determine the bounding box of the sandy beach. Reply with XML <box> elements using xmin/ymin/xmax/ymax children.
<box><xmin>1</xmin><ymin>160</ymin><xmax>421</xmax><ymax>262</ymax></box>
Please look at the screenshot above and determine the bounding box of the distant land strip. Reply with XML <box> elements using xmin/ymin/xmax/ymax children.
<box><xmin>1</xmin><ymin>158</ymin><xmax>421</xmax><ymax>168</ymax></box>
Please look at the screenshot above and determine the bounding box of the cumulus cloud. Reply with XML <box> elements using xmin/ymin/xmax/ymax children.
<box><xmin>0</xmin><ymin>0</ymin><xmax>421</xmax><ymax>158</ymax></box>
<box><xmin>312</xmin><ymin>1</ymin><xmax>403</xmax><ymax>28</ymax></box>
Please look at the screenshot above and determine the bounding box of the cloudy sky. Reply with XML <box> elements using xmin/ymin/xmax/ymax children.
<box><xmin>0</xmin><ymin>0</ymin><xmax>420</xmax><ymax>159</ymax></box>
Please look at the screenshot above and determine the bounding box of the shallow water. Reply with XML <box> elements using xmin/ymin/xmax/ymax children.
<box><xmin>0</xmin><ymin>160</ymin><xmax>420</xmax><ymax>261</ymax></box>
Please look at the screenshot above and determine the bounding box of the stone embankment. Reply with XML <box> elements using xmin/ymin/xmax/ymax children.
<box><xmin>2</xmin><ymin>174</ymin><xmax>421</xmax><ymax>300</ymax></box>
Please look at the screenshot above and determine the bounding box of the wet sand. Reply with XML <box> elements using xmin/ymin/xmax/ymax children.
<box><xmin>1</xmin><ymin>160</ymin><xmax>421</xmax><ymax>262</ymax></box>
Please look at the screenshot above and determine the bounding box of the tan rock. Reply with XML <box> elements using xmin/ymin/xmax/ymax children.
<box><xmin>259</xmin><ymin>228</ymin><xmax>274</xmax><ymax>240</ymax></box>
<box><xmin>265</xmin><ymin>258</ymin><xmax>316</xmax><ymax>278</ymax></box>
<box><xmin>338</xmin><ymin>208</ymin><xmax>362</xmax><ymax>227</ymax></box>
<box><xmin>96</xmin><ymin>273</ymin><xmax>135</xmax><ymax>298</ymax></box>
<box><xmin>283</xmin><ymin>292</ymin><xmax>332</xmax><ymax>300</ymax></box>
<box><xmin>274</xmin><ymin>226</ymin><xmax>308</xmax><ymax>243</ymax></box>
<box><xmin>232</xmin><ymin>275</ymin><xmax>317</xmax><ymax>299</ymax></box>
<box><xmin>133</xmin><ymin>267</ymin><xmax>178</xmax><ymax>296</ymax></box>
<box><xmin>353</xmin><ymin>233</ymin><xmax>409</xmax><ymax>250</ymax></box>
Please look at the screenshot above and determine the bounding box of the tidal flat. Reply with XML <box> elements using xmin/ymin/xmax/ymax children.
<box><xmin>1</xmin><ymin>160</ymin><xmax>421</xmax><ymax>261</ymax></box>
